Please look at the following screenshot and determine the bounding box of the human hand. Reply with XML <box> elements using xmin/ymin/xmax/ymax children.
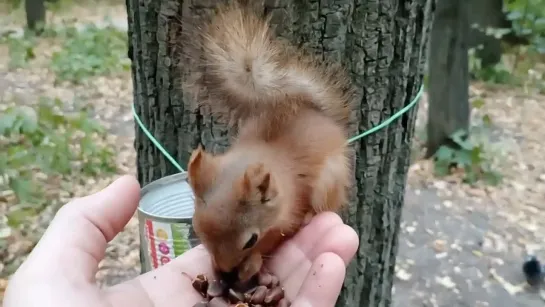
<box><xmin>3</xmin><ymin>175</ymin><xmax>359</xmax><ymax>307</ymax></box>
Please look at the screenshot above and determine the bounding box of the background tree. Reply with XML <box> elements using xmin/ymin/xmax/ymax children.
<box><xmin>467</xmin><ymin>0</ymin><xmax>528</xmax><ymax>69</ymax></box>
<box><xmin>24</xmin><ymin>0</ymin><xmax>45</xmax><ymax>33</ymax></box>
<box><xmin>127</xmin><ymin>0</ymin><xmax>433</xmax><ymax>306</ymax></box>
<box><xmin>425</xmin><ymin>0</ymin><xmax>537</xmax><ymax>185</ymax></box>
<box><xmin>426</xmin><ymin>0</ymin><xmax>471</xmax><ymax>158</ymax></box>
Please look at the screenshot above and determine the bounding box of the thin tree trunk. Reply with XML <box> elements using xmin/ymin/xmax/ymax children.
<box><xmin>128</xmin><ymin>0</ymin><xmax>432</xmax><ymax>305</ymax></box>
<box><xmin>467</xmin><ymin>0</ymin><xmax>528</xmax><ymax>68</ymax></box>
<box><xmin>467</xmin><ymin>0</ymin><xmax>505</xmax><ymax>68</ymax></box>
<box><xmin>25</xmin><ymin>0</ymin><xmax>46</xmax><ymax>33</ymax></box>
<box><xmin>426</xmin><ymin>0</ymin><xmax>470</xmax><ymax>158</ymax></box>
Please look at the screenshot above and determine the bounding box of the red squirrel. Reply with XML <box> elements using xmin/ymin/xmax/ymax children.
<box><xmin>183</xmin><ymin>0</ymin><xmax>356</xmax><ymax>283</ymax></box>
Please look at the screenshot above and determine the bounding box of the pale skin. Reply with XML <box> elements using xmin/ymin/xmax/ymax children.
<box><xmin>3</xmin><ymin>175</ymin><xmax>359</xmax><ymax>307</ymax></box>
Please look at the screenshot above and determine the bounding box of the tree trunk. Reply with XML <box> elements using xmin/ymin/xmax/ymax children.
<box><xmin>126</xmin><ymin>0</ymin><xmax>203</xmax><ymax>273</ymax></box>
<box><xmin>426</xmin><ymin>0</ymin><xmax>470</xmax><ymax>158</ymax></box>
<box><xmin>466</xmin><ymin>0</ymin><xmax>506</xmax><ymax>68</ymax></box>
<box><xmin>128</xmin><ymin>0</ymin><xmax>432</xmax><ymax>305</ymax></box>
<box><xmin>467</xmin><ymin>0</ymin><xmax>528</xmax><ymax>69</ymax></box>
<box><xmin>25</xmin><ymin>0</ymin><xmax>46</xmax><ymax>33</ymax></box>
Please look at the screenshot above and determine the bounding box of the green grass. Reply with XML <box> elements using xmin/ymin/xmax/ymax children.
<box><xmin>0</xmin><ymin>96</ymin><xmax>117</xmax><ymax>226</ymax></box>
<box><xmin>1</xmin><ymin>21</ymin><xmax>130</xmax><ymax>83</ymax></box>
<box><xmin>50</xmin><ymin>23</ymin><xmax>130</xmax><ymax>84</ymax></box>
<box><xmin>3</xmin><ymin>34</ymin><xmax>37</xmax><ymax>69</ymax></box>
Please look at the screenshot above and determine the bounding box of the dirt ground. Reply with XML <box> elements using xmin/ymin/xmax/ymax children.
<box><xmin>2</xmin><ymin>3</ymin><xmax>545</xmax><ymax>306</ymax></box>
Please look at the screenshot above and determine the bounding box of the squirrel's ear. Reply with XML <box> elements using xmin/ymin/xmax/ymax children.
<box><xmin>241</xmin><ymin>163</ymin><xmax>277</xmax><ymax>203</ymax></box>
<box><xmin>188</xmin><ymin>145</ymin><xmax>216</xmax><ymax>197</ymax></box>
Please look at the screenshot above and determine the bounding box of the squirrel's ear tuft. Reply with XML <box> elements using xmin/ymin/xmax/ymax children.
<box><xmin>241</xmin><ymin>163</ymin><xmax>278</xmax><ymax>203</ymax></box>
<box><xmin>188</xmin><ymin>145</ymin><xmax>217</xmax><ymax>198</ymax></box>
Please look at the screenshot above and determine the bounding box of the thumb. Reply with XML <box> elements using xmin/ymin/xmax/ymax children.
<box><xmin>22</xmin><ymin>175</ymin><xmax>141</xmax><ymax>279</ymax></box>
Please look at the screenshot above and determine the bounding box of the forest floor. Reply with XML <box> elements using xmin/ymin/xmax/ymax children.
<box><xmin>2</xmin><ymin>2</ymin><xmax>545</xmax><ymax>307</ymax></box>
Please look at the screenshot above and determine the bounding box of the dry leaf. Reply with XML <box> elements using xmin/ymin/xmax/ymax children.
<box><xmin>433</xmin><ymin>239</ymin><xmax>447</xmax><ymax>252</ymax></box>
<box><xmin>435</xmin><ymin>276</ymin><xmax>456</xmax><ymax>289</ymax></box>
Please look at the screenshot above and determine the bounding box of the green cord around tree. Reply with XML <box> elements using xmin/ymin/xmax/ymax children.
<box><xmin>132</xmin><ymin>83</ymin><xmax>425</xmax><ymax>173</ymax></box>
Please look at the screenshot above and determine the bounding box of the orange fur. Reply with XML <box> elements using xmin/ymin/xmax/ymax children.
<box><xmin>184</xmin><ymin>0</ymin><xmax>356</xmax><ymax>282</ymax></box>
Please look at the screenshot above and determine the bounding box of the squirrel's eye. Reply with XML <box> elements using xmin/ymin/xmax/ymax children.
<box><xmin>243</xmin><ymin>233</ymin><xmax>258</xmax><ymax>250</ymax></box>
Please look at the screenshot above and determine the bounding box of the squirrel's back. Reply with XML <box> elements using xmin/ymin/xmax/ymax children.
<box><xmin>184</xmin><ymin>2</ymin><xmax>354</xmax><ymax>282</ymax></box>
<box><xmin>183</xmin><ymin>0</ymin><xmax>356</xmax><ymax>132</ymax></box>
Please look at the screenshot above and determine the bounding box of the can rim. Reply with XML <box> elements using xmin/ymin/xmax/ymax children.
<box><xmin>137</xmin><ymin>210</ymin><xmax>193</xmax><ymax>223</ymax></box>
<box><xmin>137</xmin><ymin>171</ymin><xmax>194</xmax><ymax>221</ymax></box>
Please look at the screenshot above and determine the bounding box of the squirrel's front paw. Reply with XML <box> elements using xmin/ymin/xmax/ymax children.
<box><xmin>238</xmin><ymin>252</ymin><xmax>263</xmax><ymax>282</ymax></box>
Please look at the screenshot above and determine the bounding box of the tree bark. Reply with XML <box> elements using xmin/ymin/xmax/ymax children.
<box><xmin>426</xmin><ymin>0</ymin><xmax>470</xmax><ymax>158</ymax></box>
<box><xmin>25</xmin><ymin>0</ymin><xmax>46</xmax><ymax>33</ymax></box>
<box><xmin>128</xmin><ymin>0</ymin><xmax>432</xmax><ymax>305</ymax></box>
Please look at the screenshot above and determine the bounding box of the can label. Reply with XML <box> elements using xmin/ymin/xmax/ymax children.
<box><xmin>144</xmin><ymin>219</ymin><xmax>193</xmax><ymax>269</ymax></box>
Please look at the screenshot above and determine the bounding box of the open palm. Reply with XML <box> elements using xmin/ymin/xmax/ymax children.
<box><xmin>3</xmin><ymin>176</ymin><xmax>359</xmax><ymax>307</ymax></box>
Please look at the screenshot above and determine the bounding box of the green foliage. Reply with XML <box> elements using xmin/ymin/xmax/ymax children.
<box><xmin>1</xmin><ymin>21</ymin><xmax>130</xmax><ymax>81</ymax></box>
<box><xmin>504</xmin><ymin>0</ymin><xmax>545</xmax><ymax>54</ymax></box>
<box><xmin>50</xmin><ymin>23</ymin><xmax>130</xmax><ymax>84</ymax></box>
<box><xmin>0</xmin><ymin>96</ymin><xmax>117</xmax><ymax>226</ymax></box>
<box><xmin>433</xmin><ymin>131</ymin><xmax>502</xmax><ymax>186</ymax></box>
<box><xmin>5</xmin><ymin>0</ymin><xmax>124</xmax><ymax>11</ymax></box>
<box><xmin>1</xmin><ymin>34</ymin><xmax>37</xmax><ymax>69</ymax></box>
<box><xmin>467</xmin><ymin>0</ymin><xmax>545</xmax><ymax>85</ymax></box>
<box><xmin>5</xmin><ymin>0</ymin><xmax>23</xmax><ymax>9</ymax></box>
<box><xmin>468</xmin><ymin>47</ymin><xmax>514</xmax><ymax>84</ymax></box>
<box><xmin>432</xmin><ymin>99</ymin><xmax>502</xmax><ymax>186</ymax></box>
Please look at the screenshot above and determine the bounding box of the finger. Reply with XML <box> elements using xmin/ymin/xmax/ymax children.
<box><xmin>290</xmin><ymin>252</ymin><xmax>346</xmax><ymax>307</ymax></box>
<box><xmin>265</xmin><ymin>212</ymin><xmax>343</xmax><ymax>279</ymax></box>
<box><xmin>311</xmin><ymin>223</ymin><xmax>359</xmax><ymax>265</ymax></box>
<box><xmin>105</xmin><ymin>245</ymin><xmax>215</xmax><ymax>307</ymax></box>
<box><xmin>275</xmin><ymin>224</ymin><xmax>358</xmax><ymax>298</ymax></box>
<box><xmin>22</xmin><ymin>175</ymin><xmax>141</xmax><ymax>280</ymax></box>
<box><xmin>289</xmin><ymin>212</ymin><xmax>343</xmax><ymax>253</ymax></box>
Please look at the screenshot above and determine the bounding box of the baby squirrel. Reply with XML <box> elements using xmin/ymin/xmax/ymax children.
<box><xmin>183</xmin><ymin>0</ymin><xmax>356</xmax><ymax>283</ymax></box>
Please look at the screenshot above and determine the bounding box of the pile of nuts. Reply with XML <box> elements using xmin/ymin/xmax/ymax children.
<box><xmin>191</xmin><ymin>270</ymin><xmax>291</xmax><ymax>307</ymax></box>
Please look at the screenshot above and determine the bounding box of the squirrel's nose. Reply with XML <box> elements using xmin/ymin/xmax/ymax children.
<box><xmin>218</xmin><ymin>268</ymin><xmax>239</xmax><ymax>285</ymax></box>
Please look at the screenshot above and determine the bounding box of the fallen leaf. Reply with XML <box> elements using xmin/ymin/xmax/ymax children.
<box><xmin>435</xmin><ymin>276</ymin><xmax>456</xmax><ymax>289</ymax></box>
<box><xmin>489</xmin><ymin>268</ymin><xmax>524</xmax><ymax>296</ymax></box>
<box><xmin>433</xmin><ymin>239</ymin><xmax>447</xmax><ymax>252</ymax></box>
<box><xmin>396</xmin><ymin>268</ymin><xmax>412</xmax><ymax>281</ymax></box>
<box><xmin>472</xmin><ymin>250</ymin><xmax>483</xmax><ymax>257</ymax></box>
<box><xmin>436</xmin><ymin>252</ymin><xmax>448</xmax><ymax>259</ymax></box>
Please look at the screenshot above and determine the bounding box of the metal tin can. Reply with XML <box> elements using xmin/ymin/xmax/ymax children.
<box><xmin>137</xmin><ymin>172</ymin><xmax>200</xmax><ymax>273</ymax></box>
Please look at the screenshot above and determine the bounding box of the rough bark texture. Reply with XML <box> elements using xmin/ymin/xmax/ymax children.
<box><xmin>128</xmin><ymin>0</ymin><xmax>432</xmax><ymax>305</ymax></box>
<box><xmin>426</xmin><ymin>0</ymin><xmax>470</xmax><ymax>158</ymax></box>
<box><xmin>127</xmin><ymin>0</ymin><xmax>199</xmax><ymax>273</ymax></box>
<box><xmin>25</xmin><ymin>0</ymin><xmax>46</xmax><ymax>32</ymax></box>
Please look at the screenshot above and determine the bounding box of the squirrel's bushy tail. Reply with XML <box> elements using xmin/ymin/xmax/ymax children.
<box><xmin>184</xmin><ymin>1</ymin><xmax>356</xmax><ymax>130</ymax></box>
